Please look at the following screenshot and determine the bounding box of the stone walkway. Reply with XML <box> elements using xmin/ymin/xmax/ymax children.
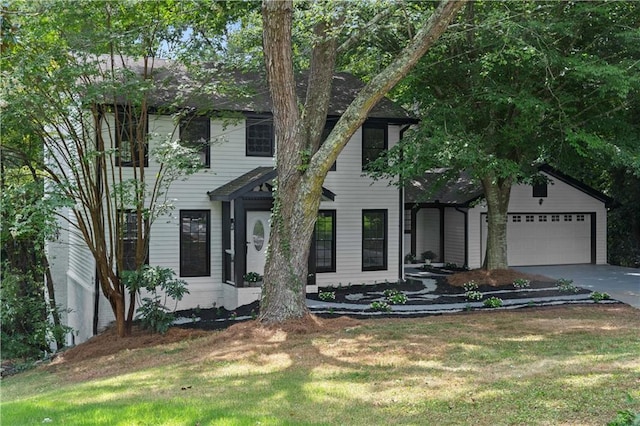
<box><xmin>306</xmin><ymin>273</ymin><xmax>619</xmax><ymax>317</ymax></box>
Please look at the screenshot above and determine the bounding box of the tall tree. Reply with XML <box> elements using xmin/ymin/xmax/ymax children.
<box><xmin>258</xmin><ymin>0</ymin><xmax>466</xmax><ymax>323</ymax></box>
<box><xmin>369</xmin><ymin>1</ymin><xmax>640</xmax><ymax>269</ymax></box>
<box><xmin>1</xmin><ymin>0</ymin><xmax>228</xmax><ymax>337</ymax></box>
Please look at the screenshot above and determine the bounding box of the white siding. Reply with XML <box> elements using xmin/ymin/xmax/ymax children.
<box><xmin>316</xmin><ymin>125</ymin><xmax>402</xmax><ymax>288</ymax></box>
<box><xmin>415</xmin><ymin>208</ymin><xmax>441</xmax><ymax>262</ymax></box>
<box><xmin>444</xmin><ymin>207</ymin><xmax>466</xmax><ymax>267</ymax></box>
<box><xmin>63</xmin><ymin>112</ymin><xmax>405</xmax><ymax>337</ymax></box>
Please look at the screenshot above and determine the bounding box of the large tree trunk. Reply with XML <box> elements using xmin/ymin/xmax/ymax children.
<box><xmin>260</xmin><ymin>0</ymin><xmax>466</xmax><ymax>323</ymax></box>
<box><xmin>482</xmin><ymin>175</ymin><xmax>513</xmax><ymax>270</ymax></box>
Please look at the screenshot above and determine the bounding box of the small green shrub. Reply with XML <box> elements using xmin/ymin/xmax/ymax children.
<box><xmin>243</xmin><ymin>272</ymin><xmax>263</xmax><ymax>283</ymax></box>
<box><xmin>463</xmin><ymin>281</ymin><xmax>478</xmax><ymax>292</ymax></box>
<box><xmin>465</xmin><ymin>290</ymin><xmax>483</xmax><ymax>301</ymax></box>
<box><xmin>607</xmin><ymin>409</ymin><xmax>640</xmax><ymax>426</ymax></box>
<box><xmin>483</xmin><ymin>297</ymin><xmax>503</xmax><ymax>308</ymax></box>
<box><xmin>382</xmin><ymin>289</ymin><xmax>408</xmax><ymax>305</ymax></box>
<box><xmin>123</xmin><ymin>266</ymin><xmax>189</xmax><ymax>334</ymax></box>
<box><xmin>556</xmin><ymin>278</ymin><xmax>579</xmax><ymax>293</ymax></box>
<box><xmin>513</xmin><ymin>278</ymin><xmax>530</xmax><ymax>288</ymax></box>
<box><xmin>590</xmin><ymin>291</ymin><xmax>611</xmax><ymax>303</ymax></box>
<box><xmin>370</xmin><ymin>301</ymin><xmax>391</xmax><ymax>312</ymax></box>
<box><xmin>421</xmin><ymin>250</ymin><xmax>437</xmax><ymax>262</ymax></box>
<box><xmin>318</xmin><ymin>291</ymin><xmax>336</xmax><ymax>301</ymax></box>
<box><xmin>608</xmin><ymin>395</ymin><xmax>640</xmax><ymax>426</ymax></box>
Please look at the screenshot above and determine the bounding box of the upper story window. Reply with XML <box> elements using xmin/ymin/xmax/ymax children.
<box><xmin>362</xmin><ymin>122</ymin><xmax>388</xmax><ymax>170</ymax></box>
<box><xmin>115</xmin><ymin>105</ymin><xmax>148</xmax><ymax>167</ymax></box>
<box><xmin>180</xmin><ymin>116</ymin><xmax>210</xmax><ymax>167</ymax></box>
<box><xmin>246</xmin><ymin>117</ymin><xmax>274</xmax><ymax>157</ymax></box>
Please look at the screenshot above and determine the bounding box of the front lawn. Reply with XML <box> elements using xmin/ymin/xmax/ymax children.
<box><xmin>2</xmin><ymin>305</ymin><xmax>639</xmax><ymax>425</ymax></box>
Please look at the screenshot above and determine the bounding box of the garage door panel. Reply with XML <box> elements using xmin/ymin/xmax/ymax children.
<box><xmin>482</xmin><ymin>213</ymin><xmax>592</xmax><ymax>266</ymax></box>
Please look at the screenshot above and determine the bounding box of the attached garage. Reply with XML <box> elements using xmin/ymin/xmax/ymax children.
<box><xmin>480</xmin><ymin>213</ymin><xmax>594</xmax><ymax>266</ymax></box>
<box><xmin>405</xmin><ymin>165</ymin><xmax>612</xmax><ymax>269</ymax></box>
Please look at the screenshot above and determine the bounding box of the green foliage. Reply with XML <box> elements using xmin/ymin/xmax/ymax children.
<box><xmin>421</xmin><ymin>250</ymin><xmax>437</xmax><ymax>262</ymax></box>
<box><xmin>591</xmin><ymin>291</ymin><xmax>611</xmax><ymax>303</ymax></box>
<box><xmin>383</xmin><ymin>289</ymin><xmax>408</xmax><ymax>305</ymax></box>
<box><xmin>465</xmin><ymin>291</ymin><xmax>483</xmax><ymax>302</ymax></box>
<box><xmin>513</xmin><ymin>279</ymin><xmax>530</xmax><ymax>289</ymax></box>
<box><xmin>318</xmin><ymin>291</ymin><xmax>336</xmax><ymax>302</ymax></box>
<box><xmin>364</xmin><ymin>1</ymin><xmax>640</xmax><ymax>269</ymax></box>
<box><xmin>0</xmin><ymin>265</ymin><xmax>70</xmax><ymax>360</ymax></box>
<box><xmin>370</xmin><ymin>301</ymin><xmax>391</xmax><ymax>312</ymax></box>
<box><xmin>123</xmin><ymin>266</ymin><xmax>189</xmax><ymax>334</ymax></box>
<box><xmin>556</xmin><ymin>278</ymin><xmax>579</xmax><ymax>293</ymax></box>
<box><xmin>608</xmin><ymin>395</ymin><xmax>640</xmax><ymax>426</ymax></box>
<box><xmin>243</xmin><ymin>272</ymin><xmax>263</xmax><ymax>283</ymax></box>
<box><xmin>463</xmin><ymin>281</ymin><xmax>478</xmax><ymax>292</ymax></box>
<box><xmin>483</xmin><ymin>297</ymin><xmax>503</xmax><ymax>308</ymax></box>
<box><xmin>608</xmin><ymin>410</ymin><xmax>640</xmax><ymax>426</ymax></box>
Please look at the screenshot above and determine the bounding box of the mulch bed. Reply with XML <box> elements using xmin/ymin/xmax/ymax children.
<box><xmin>172</xmin><ymin>268</ymin><xmax>596</xmax><ymax>331</ymax></box>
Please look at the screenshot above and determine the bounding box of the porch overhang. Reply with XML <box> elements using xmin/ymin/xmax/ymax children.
<box><xmin>207</xmin><ymin>167</ymin><xmax>336</xmax><ymax>202</ymax></box>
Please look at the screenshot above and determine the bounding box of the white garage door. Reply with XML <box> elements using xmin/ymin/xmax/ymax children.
<box><xmin>481</xmin><ymin>213</ymin><xmax>592</xmax><ymax>266</ymax></box>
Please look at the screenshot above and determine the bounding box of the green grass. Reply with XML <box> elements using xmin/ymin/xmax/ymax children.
<box><xmin>2</xmin><ymin>305</ymin><xmax>640</xmax><ymax>425</ymax></box>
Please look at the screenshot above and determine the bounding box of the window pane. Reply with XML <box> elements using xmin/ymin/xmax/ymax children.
<box><xmin>362</xmin><ymin>124</ymin><xmax>387</xmax><ymax>169</ymax></box>
<box><xmin>121</xmin><ymin>211</ymin><xmax>147</xmax><ymax>271</ymax></box>
<box><xmin>180</xmin><ymin>116</ymin><xmax>210</xmax><ymax>166</ymax></box>
<box><xmin>116</xmin><ymin>105</ymin><xmax>148</xmax><ymax>167</ymax></box>
<box><xmin>180</xmin><ymin>210</ymin><xmax>210</xmax><ymax>277</ymax></box>
<box><xmin>362</xmin><ymin>210</ymin><xmax>387</xmax><ymax>271</ymax></box>
<box><xmin>315</xmin><ymin>211</ymin><xmax>335</xmax><ymax>273</ymax></box>
<box><xmin>246</xmin><ymin>118</ymin><xmax>274</xmax><ymax>156</ymax></box>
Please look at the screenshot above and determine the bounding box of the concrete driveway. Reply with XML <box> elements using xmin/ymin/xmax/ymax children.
<box><xmin>516</xmin><ymin>264</ymin><xmax>640</xmax><ymax>309</ymax></box>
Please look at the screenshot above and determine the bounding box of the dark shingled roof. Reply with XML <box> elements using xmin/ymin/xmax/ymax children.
<box><xmin>405</xmin><ymin>165</ymin><xmax>613</xmax><ymax>207</ymax></box>
<box><xmin>208</xmin><ymin>167</ymin><xmax>335</xmax><ymax>202</ymax></box>
<box><xmin>207</xmin><ymin>167</ymin><xmax>275</xmax><ymax>202</ymax></box>
<box><xmin>405</xmin><ymin>170</ymin><xmax>483</xmax><ymax>206</ymax></box>
<box><xmin>99</xmin><ymin>56</ymin><xmax>416</xmax><ymax>122</ymax></box>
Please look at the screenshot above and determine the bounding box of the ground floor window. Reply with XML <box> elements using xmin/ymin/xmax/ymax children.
<box><xmin>315</xmin><ymin>210</ymin><xmax>336</xmax><ymax>273</ymax></box>
<box><xmin>180</xmin><ymin>210</ymin><xmax>210</xmax><ymax>277</ymax></box>
<box><xmin>362</xmin><ymin>209</ymin><xmax>387</xmax><ymax>271</ymax></box>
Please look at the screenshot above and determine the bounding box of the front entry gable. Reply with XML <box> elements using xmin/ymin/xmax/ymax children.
<box><xmin>208</xmin><ymin>167</ymin><xmax>336</xmax><ymax>202</ymax></box>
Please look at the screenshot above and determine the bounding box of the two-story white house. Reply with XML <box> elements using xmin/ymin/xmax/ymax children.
<box><xmin>51</xmin><ymin>58</ymin><xmax>418</xmax><ymax>343</ymax></box>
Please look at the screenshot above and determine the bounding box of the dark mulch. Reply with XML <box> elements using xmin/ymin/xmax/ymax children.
<box><xmin>175</xmin><ymin>301</ymin><xmax>261</xmax><ymax>331</ymax></box>
<box><xmin>307</xmin><ymin>274</ymin><xmax>591</xmax><ymax>306</ymax></box>
<box><xmin>173</xmin><ymin>268</ymin><xmax>596</xmax><ymax>331</ymax></box>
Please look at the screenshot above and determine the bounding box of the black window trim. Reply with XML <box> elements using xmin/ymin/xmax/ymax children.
<box><xmin>114</xmin><ymin>105</ymin><xmax>149</xmax><ymax>167</ymax></box>
<box><xmin>315</xmin><ymin>210</ymin><xmax>337</xmax><ymax>273</ymax></box>
<box><xmin>246</xmin><ymin>115</ymin><xmax>274</xmax><ymax>157</ymax></box>
<box><xmin>533</xmin><ymin>182</ymin><xmax>548</xmax><ymax>198</ymax></box>
<box><xmin>362</xmin><ymin>121</ymin><xmax>388</xmax><ymax>171</ymax></box>
<box><xmin>362</xmin><ymin>209</ymin><xmax>388</xmax><ymax>272</ymax></box>
<box><xmin>119</xmin><ymin>209</ymin><xmax>149</xmax><ymax>272</ymax></box>
<box><xmin>179</xmin><ymin>209</ymin><xmax>211</xmax><ymax>277</ymax></box>
<box><xmin>179</xmin><ymin>115</ymin><xmax>211</xmax><ymax>168</ymax></box>
<box><xmin>322</xmin><ymin>119</ymin><xmax>338</xmax><ymax>171</ymax></box>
